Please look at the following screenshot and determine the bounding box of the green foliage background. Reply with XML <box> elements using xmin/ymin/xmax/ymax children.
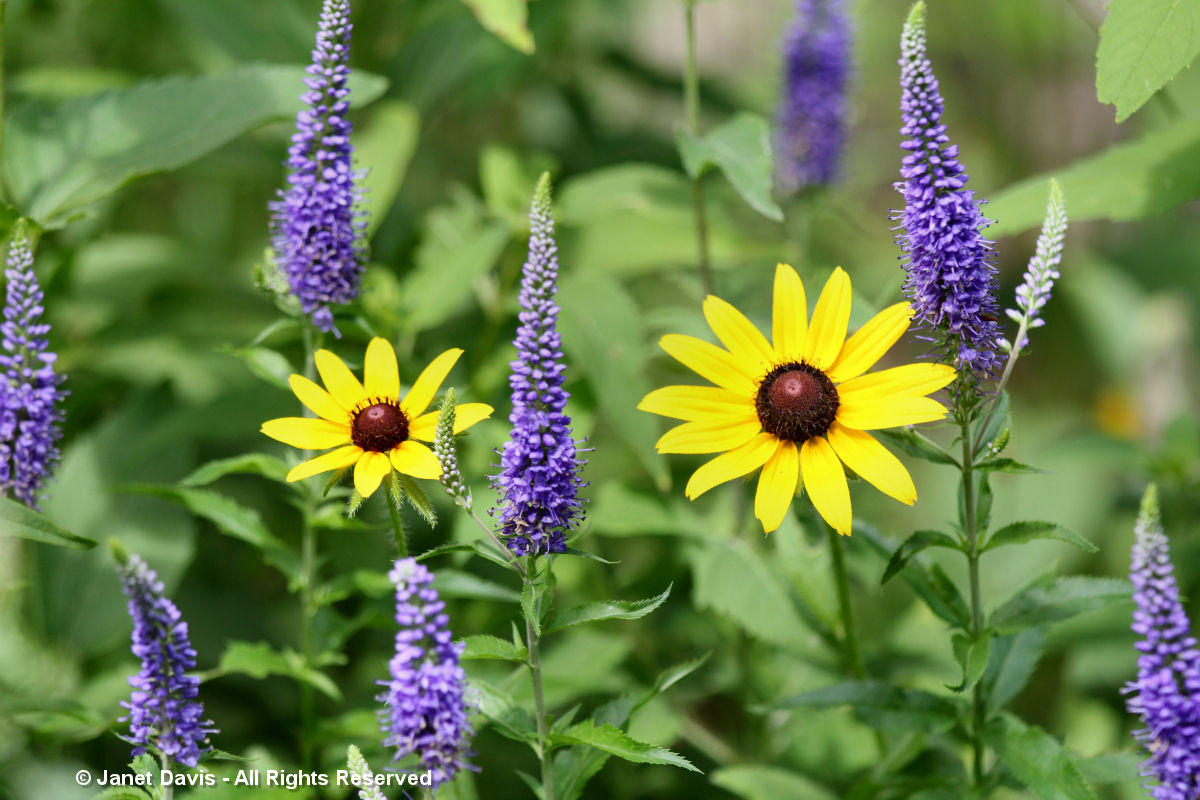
<box><xmin>2</xmin><ymin>0</ymin><xmax>1199</xmax><ymax>798</ymax></box>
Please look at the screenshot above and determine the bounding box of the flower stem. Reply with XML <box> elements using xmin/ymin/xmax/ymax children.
<box><xmin>386</xmin><ymin>488</ymin><xmax>409</xmax><ymax>558</ymax></box>
<box><xmin>298</xmin><ymin>323</ymin><xmax>320</xmax><ymax>769</ymax></box>
<box><xmin>524</xmin><ymin>555</ymin><xmax>555</xmax><ymax>800</ymax></box>
<box><xmin>827</xmin><ymin>525</ymin><xmax>865</xmax><ymax>680</ymax></box>
<box><xmin>959</xmin><ymin>413</ymin><xmax>986</xmax><ymax>785</ymax></box>
<box><xmin>682</xmin><ymin>0</ymin><xmax>713</xmax><ymax>295</ymax></box>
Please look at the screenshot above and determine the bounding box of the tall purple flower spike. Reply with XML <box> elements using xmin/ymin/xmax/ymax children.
<box><xmin>775</xmin><ymin>0</ymin><xmax>851</xmax><ymax>192</ymax></box>
<box><xmin>491</xmin><ymin>174</ymin><xmax>585</xmax><ymax>556</ymax></box>
<box><xmin>895</xmin><ymin>2</ymin><xmax>1000</xmax><ymax>377</ymax></box>
<box><xmin>0</xmin><ymin>232</ymin><xmax>65</xmax><ymax>509</ymax></box>
<box><xmin>1124</xmin><ymin>485</ymin><xmax>1200</xmax><ymax>799</ymax></box>
<box><xmin>118</xmin><ymin>551</ymin><xmax>216</xmax><ymax>768</ymax></box>
<box><xmin>377</xmin><ymin>559</ymin><xmax>472</xmax><ymax>788</ymax></box>
<box><xmin>269</xmin><ymin>0</ymin><xmax>365</xmax><ymax>336</ymax></box>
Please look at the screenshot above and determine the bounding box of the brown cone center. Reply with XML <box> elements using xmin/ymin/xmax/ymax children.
<box><xmin>351</xmin><ymin>401</ymin><xmax>408</xmax><ymax>452</ymax></box>
<box><xmin>755</xmin><ymin>363</ymin><xmax>839</xmax><ymax>443</ymax></box>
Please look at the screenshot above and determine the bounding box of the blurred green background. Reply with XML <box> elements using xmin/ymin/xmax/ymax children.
<box><xmin>1</xmin><ymin>0</ymin><xmax>1197</xmax><ymax>797</ymax></box>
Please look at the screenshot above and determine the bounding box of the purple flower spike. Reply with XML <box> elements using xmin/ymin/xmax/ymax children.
<box><xmin>1</xmin><ymin>232</ymin><xmax>65</xmax><ymax>509</ymax></box>
<box><xmin>894</xmin><ymin>2</ymin><xmax>1000</xmax><ymax>377</ymax></box>
<box><xmin>775</xmin><ymin>0</ymin><xmax>851</xmax><ymax>192</ymax></box>
<box><xmin>118</xmin><ymin>552</ymin><xmax>216</xmax><ymax>768</ymax></box>
<box><xmin>1124</xmin><ymin>484</ymin><xmax>1200</xmax><ymax>799</ymax></box>
<box><xmin>490</xmin><ymin>174</ymin><xmax>585</xmax><ymax>556</ymax></box>
<box><xmin>378</xmin><ymin>559</ymin><xmax>472</xmax><ymax>788</ymax></box>
<box><xmin>269</xmin><ymin>0</ymin><xmax>365</xmax><ymax>336</ymax></box>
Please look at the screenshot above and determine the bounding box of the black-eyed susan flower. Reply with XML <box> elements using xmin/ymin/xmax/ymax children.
<box><xmin>639</xmin><ymin>264</ymin><xmax>955</xmax><ymax>535</ymax></box>
<box><xmin>262</xmin><ymin>338</ymin><xmax>492</xmax><ymax>499</ymax></box>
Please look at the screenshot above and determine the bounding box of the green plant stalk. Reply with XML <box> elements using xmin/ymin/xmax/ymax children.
<box><xmin>386</xmin><ymin>488</ymin><xmax>409</xmax><ymax>558</ymax></box>
<box><xmin>298</xmin><ymin>323</ymin><xmax>320</xmax><ymax>768</ymax></box>
<box><xmin>827</xmin><ymin>525</ymin><xmax>865</xmax><ymax>680</ymax></box>
<box><xmin>959</xmin><ymin>413</ymin><xmax>986</xmax><ymax>786</ymax></box>
<box><xmin>682</xmin><ymin>0</ymin><xmax>713</xmax><ymax>295</ymax></box>
<box><xmin>524</xmin><ymin>555</ymin><xmax>555</xmax><ymax>800</ymax></box>
<box><xmin>0</xmin><ymin>0</ymin><xmax>6</xmax><ymax>170</ymax></box>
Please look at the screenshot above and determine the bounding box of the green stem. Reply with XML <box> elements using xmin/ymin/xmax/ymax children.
<box><xmin>386</xmin><ymin>487</ymin><xmax>409</xmax><ymax>558</ymax></box>
<box><xmin>0</xmin><ymin>0</ymin><xmax>6</xmax><ymax>172</ymax></box>
<box><xmin>682</xmin><ymin>0</ymin><xmax>713</xmax><ymax>295</ymax></box>
<box><xmin>960</xmin><ymin>413</ymin><xmax>986</xmax><ymax>785</ymax></box>
<box><xmin>827</xmin><ymin>526</ymin><xmax>865</xmax><ymax>680</ymax></box>
<box><xmin>971</xmin><ymin>319</ymin><xmax>1026</xmax><ymax>457</ymax></box>
<box><xmin>298</xmin><ymin>323</ymin><xmax>319</xmax><ymax>769</ymax></box>
<box><xmin>466</xmin><ymin>507</ymin><xmax>526</xmax><ymax>578</ymax></box>
<box><xmin>524</xmin><ymin>556</ymin><xmax>555</xmax><ymax>800</ymax></box>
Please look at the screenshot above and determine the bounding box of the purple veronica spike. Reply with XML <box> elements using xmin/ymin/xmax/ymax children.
<box><xmin>490</xmin><ymin>175</ymin><xmax>585</xmax><ymax>556</ymax></box>
<box><xmin>269</xmin><ymin>0</ymin><xmax>365</xmax><ymax>336</ymax></box>
<box><xmin>1124</xmin><ymin>484</ymin><xmax>1200</xmax><ymax>799</ymax></box>
<box><xmin>1001</xmin><ymin>179</ymin><xmax>1067</xmax><ymax>356</ymax></box>
<box><xmin>118</xmin><ymin>552</ymin><xmax>216</xmax><ymax>768</ymax></box>
<box><xmin>775</xmin><ymin>0</ymin><xmax>851</xmax><ymax>192</ymax></box>
<box><xmin>0</xmin><ymin>234</ymin><xmax>65</xmax><ymax>509</ymax></box>
<box><xmin>377</xmin><ymin>559</ymin><xmax>472</xmax><ymax>788</ymax></box>
<box><xmin>894</xmin><ymin>2</ymin><xmax>1000</xmax><ymax>376</ymax></box>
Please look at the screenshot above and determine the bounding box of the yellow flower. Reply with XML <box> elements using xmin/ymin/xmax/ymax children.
<box><xmin>639</xmin><ymin>264</ymin><xmax>955</xmax><ymax>535</ymax></box>
<box><xmin>261</xmin><ymin>338</ymin><xmax>493</xmax><ymax>499</ymax></box>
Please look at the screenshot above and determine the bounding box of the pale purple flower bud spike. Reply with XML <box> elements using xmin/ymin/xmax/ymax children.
<box><xmin>1000</xmin><ymin>179</ymin><xmax>1067</xmax><ymax>357</ymax></box>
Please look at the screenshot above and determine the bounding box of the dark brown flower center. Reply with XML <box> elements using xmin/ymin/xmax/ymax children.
<box><xmin>755</xmin><ymin>362</ymin><xmax>839</xmax><ymax>443</ymax></box>
<box><xmin>351</xmin><ymin>400</ymin><xmax>408</xmax><ymax>452</ymax></box>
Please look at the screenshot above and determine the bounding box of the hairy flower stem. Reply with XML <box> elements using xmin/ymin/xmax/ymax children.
<box><xmin>683</xmin><ymin>0</ymin><xmax>713</xmax><ymax>295</ymax></box>
<box><xmin>524</xmin><ymin>556</ymin><xmax>556</xmax><ymax>800</ymax></box>
<box><xmin>385</xmin><ymin>490</ymin><xmax>409</xmax><ymax>558</ymax></box>
<box><xmin>959</xmin><ymin>413</ymin><xmax>986</xmax><ymax>785</ymax></box>
<box><xmin>827</xmin><ymin>526</ymin><xmax>864</xmax><ymax>680</ymax></box>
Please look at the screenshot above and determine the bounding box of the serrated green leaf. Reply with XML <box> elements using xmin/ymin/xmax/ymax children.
<box><xmin>218</xmin><ymin>641</ymin><xmax>341</xmax><ymax>701</ymax></box>
<box><xmin>1073</xmin><ymin>751</ymin><xmax>1141</xmax><ymax>785</ymax></box>
<box><xmin>459</xmin><ymin>634</ymin><xmax>528</xmax><ymax>662</ymax></box>
<box><xmin>983</xmin><ymin>714</ymin><xmax>1097</xmax><ymax>800</ymax></box>
<box><xmin>461</xmin><ymin>0</ymin><xmax>535</xmax><ymax>54</ymax></box>
<box><xmin>857</xmin><ymin>524</ymin><xmax>970</xmax><ymax>629</ymax></box>
<box><xmin>771</xmin><ymin>681</ymin><xmax>961</xmax><ymax>734</ymax></box>
<box><xmin>473</xmin><ymin>678</ymin><xmax>537</xmax><ymax>744</ymax></box>
<box><xmin>0</xmin><ymin>496</ymin><xmax>95</xmax><ymax>549</ymax></box>
<box><xmin>875</xmin><ymin>428</ymin><xmax>958</xmax><ymax>467</ymax></box>
<box><xmin>975</xmin><ymin>457</ymin><xmax>1049</xmax><ymax>475</ymax></box>
<box><xmin>981</xmin><ymin>627</ymin><xmax>1046</xmax><ymax>711</ymax></box>
<box><xmin>947</xmin><ymin>632</ymin><xmax>990</xmax><ymax>694</ymax></box>
<box><xmin>550</xmin><ymin>722</ymin><xmax>700</xmax><ymax>772</ymax></box>
<box><xmin>354</xmin><ymin>100</ymin><xmax>419</xmax><ymax>237</ymax></box>
<box><xmin>179</xmin><ymin>453</ymin><xmax>291</xmax><ymax>487</ymax></box>
<box><xmin>1096</xmin><ymin>0</ymin><xmax>1200</xmax><ymax>122</ymax></box>
<box><xmin>677</xmin><ymin>112</ymin><xmax>784</xmax><ymax>221</ymax></box>
<box><xmin>712</xmin><ymin>765</ymin><xmax>839</xmax><ymax>800</ymax></box>
<box><xmin>990</xmin><ymin>577</ymin><xmax>1131</xmax><ymax>635</ymax></box>
<box><xmin>882</xmin><ymin>530</ymin><xmax>962</xmax><ymax>586</ymax></box>
<box><xmin>521</xmin><ymin>580</ymin><xmax>540</xmax><ymax>638</ymax></box>
<box><xmin>4</xmin><ymin>65</ymin><xmax>387</xmax><ymax>228</ymax></box>
<box><xmin>545</xmin><ymin>585</ymin><xmax>671</xmax><ymax>635</ymax></box>
<box><xmin>981</xmin><ymin>521</ymin><xmax>1097</xmax><ymax>554</ymax></box>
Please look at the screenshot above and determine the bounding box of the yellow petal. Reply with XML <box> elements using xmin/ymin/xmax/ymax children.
<box><xmin>364</xmin><ymin>338</ymin><xmax>401</xmax><ymax>400</ymax></box>
<box><xmin>838</xmin><ymin>363</ymin><xmax>957</xmax><ymax>404</ymax></box>
<box><xmin>638</xmin><ymin>385</ymin><xmax>752</xmax><ymax>422</ymax></box>
<box><xmin>685</xmin><ymin>433</ymin><xmax>780</xmax><ymax>499</ymax></box>
<box><xmin>409</xmin><ymin>403</ymin><xmax>494</xmax><ymax>441</ymax></box>
<box><xmin>288</xmin><ymin>374</ymin><xmax>350</xmax><ymax>422</ymax></box>
<box><xmin>655</xmin><ymin>415</ymin><xmax>761</xmax><ymax>454</ymax></box>
<box><xmin>827</xmin><ymin>302</ymin><xmax>914</xmax><ymax>383</ymax></box>
<box><xmin>659</xmin><ymin>334</ymin><xmax>757</xmax><ymax>397</ymax></box>
<box><xmin>826</xmin><ymin>422</ymin><xmax>917</xmax><ymax>505</ymax></box>
<box><xmin>772</xmin><ymin>263</ymin><xmax>808</xmax><ymax>362</ymax></box>
<box><xmin>354</xmin><ymin>451</ymin><xmax>392</xmax><ymax>497</ymax></box>
<box><xmin>703</xmin><ymin>295</ymin><xmax>774</xmax><ymax>373</ymax></box>
<box><xmin>802</xmin><ymin>267</ymin><xmax>852</xmax><ymax>370</ymax></box>
<box><xmin>800</xmin><ymin>436</ymin><xmax>852</xmax><ymax>535</ymax></box>
<box><xmin>755</xmin><ymin>439</ymin><xmax>799</xmax><ymax>533</ymax></box>
<box><xmin>261</xmin><ymin>417</ymin><xmax>351</xmax><ymax>450</ymax></box>
<box><xmin>400</xmin><ymin>349</ymin><xmax>463</xmax><ymax>418</ymax></box>
<box><xmin>286</xmin><ymin>445</ymin><xmax>362</xmax><ymax>482</ymax></box>
<box><xmin>836</xmin><ymin>395</ymin><xmax>949</xmax><ymax>430</ymax></box>
<box><xmin>390</xmin><ymin>440</ymin><xmax>442</xmax><ymax>479</ymax></box>
<box><xmin>315</xmin><ymin>348</ymin><xmax>367</xmax><ymax>410</ymax></box>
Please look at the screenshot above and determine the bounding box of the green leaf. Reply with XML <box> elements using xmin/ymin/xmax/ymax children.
<box><xmin>473</xmin><ymin>678</ymin><xmax>537</xmax><ymax>744</ymax></box>
<box><xmin>882</xmin><ymin>530</ymin><xmax>962</xmax><ymax>586</ymax></box>
<box><xmin>4</xmin><ymin>64</ymin><xmax>387</xmax><ymax>228</ymax></box>
<box><xmin>972</xmin><ymin>391</ymin><xmax>1010</xmax><ymax>456</ymax></box>
<box><xmin>981</xmin><ymin>521</ymin><xmax>1098</xmax><ymax>554</ymax></box>
<box><xmin>433</xmin><ymin>569</ymin><xmax>520</xmax><ymax>603</ymax></box>
<box><xmin>459</xmin><ymin>634</ymin><xmax>528</xmax><ymax>663</ymax></box>
<box><xmin>461</xmin><ymin>0</ymin><xmax>535</xmax><ymax>54</ymax></box>
<box><xmin>983</xmin><ymin>713</ymin><xmax>1097</xmax><ymax>800</ymax></box>
<box><xmin>353</xmin><ymin>100</ymin><xmax>419</xmax><ymax>237</ymax></box>
<box><xmin>180</xmin><ymin>453</ymin><xmax>291</xmax><ymax>487</ymax></box>
<box><xmin>677</xmin><ymin>112</ymin><xmax>784</xmax><ymax>221</ymax></box>
<box><xmin>986</xmin><ymin>121</ymin><xmax>1200</xmax><ymax>236</ymax></box>
<box><xmin>119</xmin><ymin>485</ymin><xmax>285</xmax><ymax>551</ymax></box>
<box><xmin>545</xmin><ymin>585</ymin><xmax>671</xmax><ymax>636</ymax></box>
<box><xmin>218</xmin><ymin>640</ymin><xmax>341</xmax><ymax>701</ymax></box>
<box><xmin>990</xmin><ymin>577</ymin><xmax>1131</xmax><ymax>635</ymax></box>
<box><xmin>711</xmin><ymin>766</ymin><xmax>839</xmax><ymax>800</ymax></box>
<box><xmin>561</xmin><ymin>546</ymin><xmax>618</xmax><ymax>564</ymax></box>
<box><xmin>521</xmin><ymin>580</ymin><xmax>540</xmax><ymax>638</ymax></box>
<box><xmin>550</xmin><ymin>722</ymin><xmax>700</xmax><ymax>772</ymax></box>
<box><xmin>857</xmin><ymin>524</ymin><xmax>970</xmax><ymax>629</ymax></box>
<box><xmin>690</xmin><ymin>538</ymin><xmax>811</xmax><ymax>648</ymax></box>
<box><xmin>95</xmin><ymin>789</ymin><xmax>154</xmax><ymax>800</ymax></box>
<box><xmin>0</xmin><ymin>497</ymin><xmax>95</xmax><ymax>549</ymax></box>
<box><xmin>393</xmin><ymin>472</ymin><xmax>437</xmax><ymax>527</ymax></box>
<box><xmin>875</xmin><ymin>428</ymin><xmax>958</xmax><ymax>466</ymax></box>
<box><xmin>221</xmin><ymin>345</ymin><xmax>295</xmax><ymax>392</ymax></box>
<box><xmin>981</xmin><ymin>628</ymin><xmax>1046</xmax><ymax>710</ymax></box>
<box><xmin>947</xmin><ymin>631</ymin><xmax>990</xmax><ymax>693</ymax></box>
<box><xmin>1096</xmin><ymin>0</ymin><xmax>1200</xmax><ymax>122</ymax></box>
<box><xmin>772</xmin><ymin>681</ymin><xmax>961</xmax><ymax>733</ymax></box>
<box><xmin>974</xmin><ymin>458</ymin><xmax>1048</xmax><ymax>475</ymax></box>
<box><xmin>557</xmin><ymin>271</ymin><xmax>669</xmax><ymax>489</ymax></box>
<box><xmin>1073</xmin><ymin>752</ymin><xmax>1141</xmax><ymax>785</ymax></box>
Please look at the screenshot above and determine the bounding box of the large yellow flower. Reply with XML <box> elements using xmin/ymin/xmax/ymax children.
<box><xmin>261</xmin><ymin>338</ymin><xmax>492</xmax><ymax>498</ymax></box>
<box><xmin>639</xmin><ymin>264</ymin><xmax>955</xmax><ymax>535</ymax></box>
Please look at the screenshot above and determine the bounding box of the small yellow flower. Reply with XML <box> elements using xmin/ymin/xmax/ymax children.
<box><xmin>639</xmin><ymin>264</ymin><xmax>956</xmax><ymax>535</ymax></box>
<box><xmin>262</xmin><ymin>338</ymin><xmax>492</xmax><ymax>499</ymax></box>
